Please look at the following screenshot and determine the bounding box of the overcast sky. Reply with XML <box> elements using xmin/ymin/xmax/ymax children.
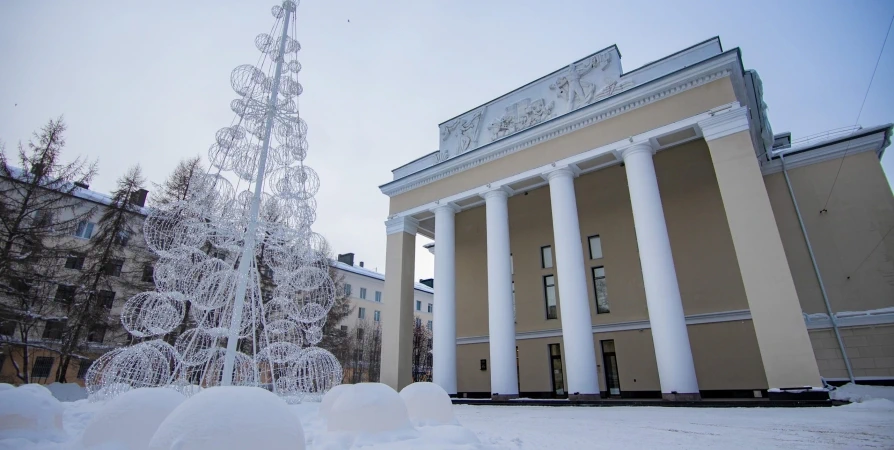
<box><xmin>1</xmin><ymin>0</ymin><xmax>892</xmax><ymax>281</ymax></box>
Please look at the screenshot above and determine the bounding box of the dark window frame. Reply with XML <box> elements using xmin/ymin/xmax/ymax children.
<box><xmin>65</xmin><ymin>252</ymin><xmax>85</xmax><ymax>270</ymax></box>
<box><xmin>592</xmin><ymin>266</ymin><xmax>609</xmax><ymax>314</ymax></box>
<box><xmin>55</xmin><ymin>285</ymin><xmax>76</xmax><ymax>304</ymax></box>
<box><xmin>540</xmin><ymin>245</ymin><xmax>553</xmax><ymax>269</ymax></box>
<box><xmin>588</xmin><ymin>235</ymin><xmax>603</xmax><ymax>260</ymax></box>
<box><xmin>543</xmin><ymin>274</ymin><xmax>557</xmax><ymax>320</ymax></box>
<box><xmin>31</xmin><ymin>356</ymin><xmax>55</xmax><ymax>380</ymax></box>
<box><xmin>42</xmin><ymin>319</ymin><xmax>66</xmax><ymax>340</ymax></box>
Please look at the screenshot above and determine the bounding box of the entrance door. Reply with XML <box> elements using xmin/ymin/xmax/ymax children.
<box><xmin>601</xmin><ymin>340</ymin><xmax>621</xmax><ymax>397</ymax></box>
<box><xmin>548</xmin><ymin>344</ymin><xmax>566</xmax><ymax>397</ymax></box>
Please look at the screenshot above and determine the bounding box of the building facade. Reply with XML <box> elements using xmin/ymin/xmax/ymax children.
<box><xmin>379</xmin><ymin>37</ymin><xmax>894</xmax><ymax>400</ymax></box>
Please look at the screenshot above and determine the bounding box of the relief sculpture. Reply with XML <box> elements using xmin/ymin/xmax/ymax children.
<box><xmin>550</xmin><ymin>51</ymin><xmax>620</xmax><ymax>113</ymax></box>
<box><xmin>487</xmin><ymin>98</ymin><xmax>555</xmax><ymax>142</ymax></box>
<box><xmin>440</xmin><ymin>108</ymin><xmax>484</xmax><ymax>157</ymax></box>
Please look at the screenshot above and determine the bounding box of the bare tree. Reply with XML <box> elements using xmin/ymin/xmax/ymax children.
<box><xmin>345</xmin><ymin>318</ymin><xmax>381</xmax><ymax>383</ymax></box>
<box><xmin>412</xmin><ymin>315</ymin><xmax>433</xmax><ymax>382</ymax></box>
<box><xmin>0</xmin><ymin>117</ymin><xmax>97</xmax><ymax>383</ymax></box>
<box><xmin>55</xmin><ymin>166</ymin><xmax>151</xmax><ymax>381</ymax></box>
<box><xmin>150</xmin><ymin>156</ymin><xmax>203</xmax><ymax>207</ymax></box>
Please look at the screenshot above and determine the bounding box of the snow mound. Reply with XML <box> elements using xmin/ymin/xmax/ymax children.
<box><xmin>0</xmin><ymin>384</ymin><xmax>66</xmax><ymax>443</ymax></box>
<box><xmin>319</xmin><ymin>383</ymin><xmax>351</xmax><ymax>421</ymax></box>
<box><xmin>830</xmin><ymin>382</ymin><xmax>894</xmax><ymax>403</ymax></box>
<box><xmin>148</xmin><ymin>386</ymin><xmax>305</xmax><ymax>450</ymax></box>
<box><xmin>0</xmin><ymin>383</ymin><xmax>14</xmax><ymax>392</ymax></box>
<box><xmin>80</xmin><ymin>387</ymin><xmax>186</xmax><ymax>450</ymax></box>
<box><xmin>46</xmin><ymin>382</ymin><xmax>87</xmax><ymax>402</ymax></box>
<box><xmin>842</xmin><ymin>398</ymin><xmax>894</xmax><ymax>410</ymax></box>
<box><xmin>400</xmin><ymin>382</ymin><xmax>457</xmax><ymax>426</ymax></box>
<box><xmin>328</xmin><ymin>383</ymin><xmax>413</xmax><ymax>434</ymax></box>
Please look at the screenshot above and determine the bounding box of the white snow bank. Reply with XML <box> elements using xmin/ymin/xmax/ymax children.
<box><xmin>148</xmin><ymin>386</ymin><xmax>305</xmax><ymax>450</ymax></box>
<box><xmin>80</xmin><ymin>387</ymin><xmax>185</xmax><ymax>450</ymax></box>
<box><xmin>0</xmin><ymin>384</ymin><xmax>66</xmax><ymax>443</ymax></box>
<box><xmin>46</xmin><ymin>383</ymin><xmax>87</xmax><ymax>402</ymax></box>
<box><xmin>399</xmin><ymin>382</ymin><xmax>457</xmax><ymax>426</ymax></box>
<box><xmin>319</xmin><ymin>383</ymin><xmax>351</xmax><ymax>421</ymax></box>
<box><xmin>0</xmin><ymin>383</ymin><xmax>14</xmax><ymax>392</ymax></box>
<box><xmin>830</xmin><ymin>383</ymin><xmax>894</xmax><ymax>403</ymax></box>
<box><xmin>841</xmin><ymin>399</ymin><xmax>894</xmax><ymax>410</ymax></box>
<box><xmin>327</xmin><ymin>383</ymin><xmax>413</xmax><ymax>434</ymax></box>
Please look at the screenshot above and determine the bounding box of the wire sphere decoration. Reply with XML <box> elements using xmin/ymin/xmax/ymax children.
<box><xmin>91</xmin><ymin>0</ymin><xmax>343</xmax><ymax>404</ymax></box>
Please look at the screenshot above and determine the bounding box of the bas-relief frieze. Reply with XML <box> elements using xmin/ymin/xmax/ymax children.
<box><xmin>438</xmin><ymin>47</ymin><xmax>632</xmax><ymax>160</ymax></box>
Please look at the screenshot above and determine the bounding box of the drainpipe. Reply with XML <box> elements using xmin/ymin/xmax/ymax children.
<box><xmin>779</xmin><ymin>153</ymin><xmax>855</xmax><ymax>383</ymax></box>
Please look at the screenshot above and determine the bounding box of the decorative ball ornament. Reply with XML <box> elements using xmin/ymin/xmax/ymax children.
<box><xmin>89</xmin><ymin>0</ymin><xmax>342</xmax><ymax>404</ymax></box>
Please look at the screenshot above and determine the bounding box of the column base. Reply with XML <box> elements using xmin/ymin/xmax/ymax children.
<box><xmin>568</xmin><ymin>393</ymin><xmax>602</xmax><ymax>401</ymax></box>
<box><xmin>491</xmin><ymin>393</ymin><xmax>519</xmax><ymax>401</ymax></box>
<box><xmin>662</xmin><ymin>392</ymin><xmax>702</xmax><ymax>401</ymax></box>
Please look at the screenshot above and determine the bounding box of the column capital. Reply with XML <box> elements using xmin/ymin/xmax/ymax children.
<box><xmin>431</xmin><ymin>202</ymin><xmax>461</xmax><ymax>215</ymax></box>
<box><xmin>544</xmin><ymin>166</ymin><xmax>577</xmax><ymax>182</ymax></box>
<box><xmin>385</xmin><ymin>216</ymin><xmax>419</xmax><ymax>235</ymax></box>
<box><xmin>698</xmin><ymin>105</ymin><xmax>750</xmax><ymax>142</ymax></box>
<box><xmin>480</xmin><ymin>187</ymin><xmax>510</xmax><ymax>201</ymax></box>
<box><xmin>620</xmin><ymin>142</ymin><xmax>655</xmax><ymax>161</ymax></box>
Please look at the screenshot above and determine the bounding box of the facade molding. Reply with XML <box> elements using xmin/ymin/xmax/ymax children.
<box><xmin>761</xmin><ymin>128</ymin><xmax>891</xmax><ymax>175</ymax></box>
<box><xmin>456</xmin><ymin>309</ymin><xmax>753</xmax><ymax>345</ymax></box>
<box><xmin>380</xmin><ymin>53</ymin><xmax>740</xmax><ymax>197</ymax></box>
<box><xmin>697</xmin><ymin>105</ymin><xmax>751</xmax><ymax>142</ymax></box>
<box><xmin>384</xmin><ymin>216</ymin><xmax>419</xmax><ymax>235</ymax></box>
<box><xmin>620</xmin><ymin>142</ymin><xmax>655</xmax><ymax>160</ymax></box>
<box><xmin>805</xmin><ymin>311</ymin><xmax>894</xmax><ymax>330</ymax></box>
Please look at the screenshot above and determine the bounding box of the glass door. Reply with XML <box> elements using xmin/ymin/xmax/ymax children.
<box><xmin>548</xmin><ymin>344</ymin><xmax>566</xmax><ymax>397</ymax></box>
<box><xmin>601</xmin><ymin>340</ymin><xmax>621</xmax><ymax>397</ymax></box>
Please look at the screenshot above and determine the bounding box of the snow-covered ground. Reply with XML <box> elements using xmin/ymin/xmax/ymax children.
<box><xmin>2</xmin><ymin>383</ymin><xmax>893</xmax><ymax>449</ymax></box>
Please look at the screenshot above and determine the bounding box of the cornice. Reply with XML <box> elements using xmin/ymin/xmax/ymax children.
<box><xmin>761</xmin><ymin>128</ymin><xmax>890</xmax><ymax>176</ymax></box>
<box><xmin>381</xmin><ymin>53</ymin><xmax>740</xmax><ymax>197</ymax></box>
<box><xmin>697</xmin><ymin>105</ymin><xmax>751</xmax><ymax>142</ymax></box>
<box><xmin>385</xmin><ymin>216</ymin><xmax>418</xmax><ymax>235</ymax></box>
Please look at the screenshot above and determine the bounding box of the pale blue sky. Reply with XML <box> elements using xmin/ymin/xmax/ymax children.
<box><xmin>1</xmin><ymin>0</ymin><xmax>892</xmax><ymax>280</ymax></box>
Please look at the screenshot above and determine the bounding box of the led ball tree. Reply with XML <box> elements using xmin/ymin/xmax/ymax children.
<box><xmin>88</xmin><ymin>0</ymin><xmax>342</xmax><ymax>402</ymax></box>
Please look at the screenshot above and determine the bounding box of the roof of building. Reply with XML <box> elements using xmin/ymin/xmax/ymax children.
<box><xmin>330</xmin><ymin>260</ymin><xmax>434</xmax><ymax>294</ymax></box>
<box><xmin>2</xmin><ymin>166</ymin><xmax>149</xmax><ymax>215</ymax></box>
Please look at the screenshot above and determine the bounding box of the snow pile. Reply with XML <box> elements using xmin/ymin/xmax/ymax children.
<box><xmin>46</xmin><ymin>383</ymin><xmax>88</xmax><ymax>402</ymax></box>
<box><xmin>318</xmin><ymin>383</ymin><xmax>418</xmax><ymax>448</ymax></box>
<box><xmin>831</xmin><ymin>383</ymin><xmax>894</xmax><ymax>410</ymax></box>
<box><xmin>0</xmin><ymin>383</ymin><xmax>14</xmax><ymax>393</ymax></box>
<box><xmin>80</xmin><ymin>387</ymin><xmax>186</xmax><ymax>450</ymax></box>
<box><xmin>0</xmin><ymin>384</ymin><xmax>66</xmax><ymax>443</ymax></box>
<box><xmin>147</xmin><ymin>386</ymin><xmax>305</xmax><ymax>450</ymax></box>
<box><xmin>399</xmin><ymin>382</ymin><xmax>458</xmax><ymax>426</ymax></box>
<box><xmin>318</xmin><ymin>383</ymin><xmax>351</xmax><ymax>422</ymax></box>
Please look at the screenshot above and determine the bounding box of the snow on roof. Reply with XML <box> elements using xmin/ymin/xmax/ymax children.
<box><xmin>2</xmin><ymin>166</ymin><xmax>149</xmax><ymax>215</ymax></box>
<box><xmin>330</xmin><ymin>260</ymin><xmax>434</xmax><ymax>294</ymax></box>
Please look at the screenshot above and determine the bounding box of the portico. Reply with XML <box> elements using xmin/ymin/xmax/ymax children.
<box><xmin>379</xmin><ymin>37</ymin><xmax>839</xmax><ymax>400</ymax></box>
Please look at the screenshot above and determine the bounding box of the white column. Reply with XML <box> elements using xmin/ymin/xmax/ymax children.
<box><xmin>481</xmin><ymin>188</ymin><xmax>518</xmax><ymax>398</ymax></box>
<box><xmin>622</xmin><ymin>143</ymin><xmax>700</xmax><ymax>399</ymax></box>
<box><xmin>432</xmin><ymin>204</ymin><xmax>458</xmax><ymax>395</ymax></box>
<box><xmin>545</xmin><ymin>167</ymin><xmax>599</xmax><ymax>397</ymax></box>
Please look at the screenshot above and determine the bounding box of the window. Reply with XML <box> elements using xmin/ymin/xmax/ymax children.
<box><xmin>114</xmin><ymin>230</ymin><xmax>131</xmax><ymax>247</ymax></box>
<box><xmin>416</xmin><ymin>300</ymin><xmax>421</xmax><ymax>311</ymax></box>
<box><xmin>104</xmin><ymin>259</ymin><xmax>124</xmax><ymax>277</ymax></box>
<box><xmin>359</xmin><ymin>287</ymin><xmax>367</xmax><ymax>299</ymax></box>
<box><xmin>142</xmin><ymin>265</ymin><xmax>154</xmax><ymax>283</ymax></box>
<box><xmin>588</xmin><ymin>235</ymin><xmax>603</xmax><ymax>260</ymax></box>
<box><xmin>358</xmin><ymin>307</ymin><xmax>366</xmax><ymax>319</ymax></box>
<box><xmin>87</xmin><ymin>325</ymin><xmax>107</xmax><ymax>343</ymax></box>
<box><xmin>357</xmin><ymin>328</ymin><xmax>364</xmax><ymax>340</ymax></box>
<box><xmin>544</xmin><ymin>275</ymin><xmax>557</xmax><ymax>319</ymax></box>
<box><xmin>0</xmin><ymin>320</ymin><xmax>15</xmax><ymax>336</ymax></box>
<box><xmin>55</xmin><ymin>285</ymin><xmax>76</xmax><ymax>304</ymax></box>
<box><xmin>96</xmin><ymin>291</ymin><xmax>116</xmax><ymax>309</ymax></box>
<box><xmin>73</xmin><ymin>221</ymin><xmax>95</xmax><ymax>239</ymax></box>
<box><xmin>77</xmin><ymin>360</ymin><xmax>93</xmax><ymax>379</ymax></box>
<box><xmin>593</xmin><ymin>267</ymin><xmax>609</xmax><ymax>314</ymax></box>
<box><xmin>33</xmin><ymin>210</ymin><xmax>54</xmax><ymax>227</ymax></box>
<box><xmin>42</xmin><ymin>320</ymin><xmax>66</xmax><ymax>340</ymax></box>
<box><xmin>65</xmin><ymin>253</ymin><xmax>85</xmax><ymax>270</ymax></box>
<box><xmin>415</xmin><ymin>317</ymin><xmax>422</xmax><ymax>327</ymax></box>
<box><xmin>374</xmin><ymin>310</ymin><xmax>381</xmax><ymax>322</ymax></box>
<box><xmin>374</xmin><ymin>291</ymin><xmax>382</xmax><ymax>303</ymax></box>
<box><xmin>31</xmin><ymin>356</ymin><xmax>54</xmax><ymax>380</ymax></box>
<box><xmin>427</xmin><ymin>320</ymin><xmax>433</xmax><ymax>331</ymax></box>
<box><xmin>344</xmin><ymin>284</ymin><xmax>352</xmax><ymax>297</ymax></box>
<box><xmin>427</xmin><ymin>303</ymin><xmax>433</xmax><ymax>313</ymax></box>
<box><xmin>11</xmin><ymin>277</ymin><xmax>30</xmax><ymax>293</ymax></box>
<box><xmin>541</xmin><ymin>245</ymin><xmax>553</xmax><ymax>269</ymax></box>
<box><xmin>339</xmin><ymin>325</ymin><xmax>348</xmax><ymax>332</ymax></box>
<box><xmin>510</xmin><ymin>253</ymin><xmax>514</xmax><ymax>275</ymax></box>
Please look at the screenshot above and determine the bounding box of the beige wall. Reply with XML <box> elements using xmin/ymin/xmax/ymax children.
<box><xmin>809</xmin><ymin>325</ymin><xmax>894</xmax><ymax>379</ymax></box>
<box><xmin>455</xmin><ymin>320</ymin><xmax>767</xmax><ymax>394</ymax></box>
<box><xmin>389</xmin><ymin>78</ymin><xmax>738</xmax><ymax>215</ymax></box>
<box><xmin>765</xmin><ymin>151</ymin><xmax>894</xmax><ymax>314</ymax></box>
<box><xmin>455</xmin><ymin>139</ymin><xmax>749</xmax><ymax>339</ymax></box>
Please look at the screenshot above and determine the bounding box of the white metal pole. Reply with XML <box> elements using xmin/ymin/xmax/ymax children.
<box><xmin>221</xmin><ymin>5</ymin><xmax>292</xmax><ymax>386</ymax></box>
